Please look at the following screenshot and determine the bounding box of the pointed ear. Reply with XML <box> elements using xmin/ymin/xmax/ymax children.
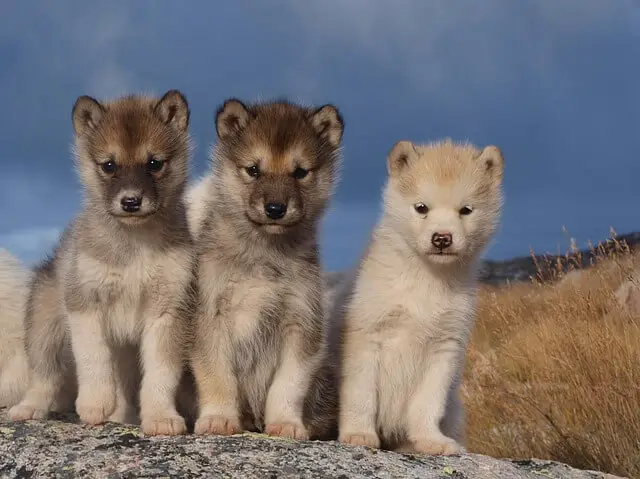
<box><xmin>215</xmin><ymin>98</ymin><xmax>251</xmax><ymax>140</ymax></box>
<box><xmin>154</xmin><ymin>89</ymin><xmax>190</xmax><ymax>132</ymax></box>
<box><xmin>387</xmin><ymin>140</ymin><xmax>418</xmax><ymax>177</ymax></box>
<box><xmin>72</xmin><ymin>96</ymin><xmax>105</xmax><ymax>136</ymax></box>
<box><xmin>476</xmin><ymin>145</ymin><xmax>504</xmax><ymax>184</ymax></box>
<box><xmin>310</xmin><ymin>104</ymin><xmax>344</xmax><ymax>147</ymax></box>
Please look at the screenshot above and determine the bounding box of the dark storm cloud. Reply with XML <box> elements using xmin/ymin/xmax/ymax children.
<box><xmin>0</xmin><ymin>0</ymin><xmax>638</xmax><ymax>270</ymax></box>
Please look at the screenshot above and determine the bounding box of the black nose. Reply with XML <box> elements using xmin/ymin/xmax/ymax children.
<box><xmin>264</xmin><ymin>202</ymin><xmax>287</xmax><ymax>220</ymax></box>
<box><xmin>121</xmin><ymin>196</ymin><xmax>142</xmax><ymax>213</ymax></box>
<box><xmin>431</xmin><ymin>232</ymin><xmax>453</xmax><ymax>250</ymax></box>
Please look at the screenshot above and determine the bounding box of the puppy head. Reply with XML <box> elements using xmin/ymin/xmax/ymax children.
<box><xmin>384</xmin><ymin>139</ymin><xmax>504</xmax><ymax>266</ymax></box>
<box><xmin>72</xmin><ymin>90</ymin><xmax>191</xmax><ymax>225</ymax></box>
<box><xmin>212</xmin><ymin>98</ymin><xmax>344</xmax><ymax>236</ymax></box>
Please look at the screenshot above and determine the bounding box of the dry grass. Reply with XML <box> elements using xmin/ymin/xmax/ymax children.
<box><xmin>463</xmin><ymin>233</ymin><xmax>640</xmax><ymax>478</ymax></box>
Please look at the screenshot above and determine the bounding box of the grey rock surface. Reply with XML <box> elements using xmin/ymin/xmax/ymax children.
<box><xmin>0</xmin><ymin>410</ymin><xmax>623</xmax><ymax>479</ymax></box>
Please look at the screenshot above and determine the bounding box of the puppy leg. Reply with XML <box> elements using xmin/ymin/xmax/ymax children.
<box><xmin>139</xmin><ymin>312</ymin><xmax>187</xmax><ymax>436</ymax></box>
<box><xmin>108</xmin><ymin>344</ymin><xmax>140</xmax><ymax>425</ymax></box>
<box><xmin>264</xmin><ymin>296</ymin><xmax>324</xmax><ymax>441</ymax></box>
<box><xmin>69</xmin><ymin>309</ymin><xmax>117</xmax><ymax>425</ymax></box>
<box><xmin>399</xmin><ymin>341</ymin><xmax>465</xmax><ymax>456</ymax></box>
<box><xmin>337</xmin><ymin>332</ymin><xmax>380</xmax><ymax>449</ymax></box>
<box><xmin>191</xmin><ymin>323</ymin><xmax>241</xmax><ymax>436</ymax></box>
<box><xmin>440</xmin><ymin>379</ymin><xmax>466</xmax><ymax>445</ymax></box>
<box><xmin>8</xmin><ymin>283</ymin><xmax>70</xmax><ymax>421</ymax></box>
<box><xmin>0</xmin><ymin>352</ymin><xmax>29</xmax><ymax>409</ymax></box>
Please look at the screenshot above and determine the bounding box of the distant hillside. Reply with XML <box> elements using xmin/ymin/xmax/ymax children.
<box><xmin>325</xmin><ymin>231</ymin><xmax>640</xmax><ymax>287</ymax></box>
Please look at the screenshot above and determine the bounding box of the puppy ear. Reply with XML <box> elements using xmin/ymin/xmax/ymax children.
<box><xmin>72</xmin><ymin>96</ymin><xmax>105</xmax><ymax>136</ymax></box>
<box><xmin>387</xmin><ymin>140</ymin><xmax>418</xmax><ymax>177</ymax></box>
<box><xmin>310</xmin><ymin>104</ymin><xmax>344</xmax><ymax>147</ymax></box>
<box><xmin>154</xmin><ymin>89</ymin><xmax>190</xmax><ymax>132</ymax></box>
<box><xmin>215</xmin><ymin>98</ymin><xmax>251</xmax><ymax>140</ymax></box>
<box><xmin>476</xmin><ymin>145</ymin><xmax>504</xmax><ymax>184</ymax></box>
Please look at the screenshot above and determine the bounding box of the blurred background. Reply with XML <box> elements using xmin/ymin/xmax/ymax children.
<box><xmin>0</xmin><ymin>0</ymin><xmax>638</xmax><ymax>272</ymax></box>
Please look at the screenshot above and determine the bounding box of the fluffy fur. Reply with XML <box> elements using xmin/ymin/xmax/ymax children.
<box><xmin>0</xmin><ymin>249</ymin><xmax>32</xmax><ymax>407</ymax></box>
<box><xmin>8</xmin><ymin>91</ymin><xmax>196</xmax><ymax>436</ymax></box>
<box><xmin>184</xmin><ymin>174</ymin><xmax>214</xmax><ymax>240</ymax></box>
<box><xmin>190</xmin><ymin>98</ymin><xmax>344</xmax><ymax>440</ymax></box>
<box><xmin>336</xmin><ymin>139</ymin><xmax>505</xmax><ymax>454</ymax></box>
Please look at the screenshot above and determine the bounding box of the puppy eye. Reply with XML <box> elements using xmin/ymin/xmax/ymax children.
<box><xmin>459</xmin><ymin>206</ymin><xmax>473</xmax><ymax>216</ymax></box>
<box><xmin>101</xmin><ymin>160</ymin><xmax>117</xmax><ymax>175</ymax></box>
<box><xmin>414</xmin><ymin>202</ymin><xmax>429</xmax><ymax>215</ymax></box>
<box><xmin>246</xmin><ymin>165</ymin><xmax>260</xmax><ymax>178</ymax></box>
<box><xmin>147</xmin><ymin>156</ymin><xmax>164</xmax><ymax>173</ymax></box>
<box><xmin>292</xmin><ymin>167</ymin><xmax>309</xmax><ymax>179</ymax></box>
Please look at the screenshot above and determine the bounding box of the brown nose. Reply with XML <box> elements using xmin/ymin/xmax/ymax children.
<box><xmin>431</xmin><ymin>232</ymin><xmax>453</xmax><ymax>250</ymax></box>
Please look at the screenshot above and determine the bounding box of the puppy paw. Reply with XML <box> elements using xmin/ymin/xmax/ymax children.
<box><xmin>76</xmin><ymin>405</ymin><xmax>112</xmax><ymax>425</ymax></box>
<box><xmin>194</xmin><ymin>414</ymin><xmax>241</xmax><ymax>436</ymax></box>
<box><xmin>265</xmin><ymin>422</ymin><xmax>309</xmax><ymax>441</ymax></box>
<box><xmin>7</xmin><ymin>403</ymin><xmax>49</xmax><ymax>421</ymax></box>
<box><xmin>339</xmin><ymin>432</ymin><xmax>381</xmax><ymax>449</ymax></box>
<box><xmin>141</xmin><ymin>414</ymin><xmax>187</xmax><ymax>436</ymax></box>
<box><xmin>76</xmin><ymin>392</ymin><xmax>116</xmax><ymax>426</ymax></box>
<box><xmin>402</xmin><ymin>436</ymin><xmax>463</xmax><ymax>456</ymax></box>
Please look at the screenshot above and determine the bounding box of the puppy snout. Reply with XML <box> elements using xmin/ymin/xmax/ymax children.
<box><xmin>264</xmin><ymin>202</ymin><xmax>287</xmax><ymax>220</ymax></box>
<box><xmin>431</xmin><ymin>232</ymin><xmax>453</xmax><ymax>250</ymax></box>
<box><xmin>121</xmin><ymin>196</ymin><xmax>143</xmax><ymax>213</ymax></box>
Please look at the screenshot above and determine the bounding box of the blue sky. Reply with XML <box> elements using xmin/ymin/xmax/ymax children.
<box><xmin>0</xmin><ymin>1</ymin><xmax>639</xmax><ymax>272</ymax></box>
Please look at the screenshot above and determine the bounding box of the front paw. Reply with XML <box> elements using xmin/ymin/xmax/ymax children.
<box><xmin>194</xmin><ymin>414</ymin><xmax>241</xmax><ymax>436</ymax></box>
<box><xmin>265</xmin><ymin>422</ymin><xmax>309</xmax><ymax>441</ymax></box>
<box><xmin>141</xmin><ymin>413</ymin><xmax>187</xmax><ymax>436</ymax></box>
<box><xmin>76</xmin><ymin>390</ymin><xmax>116</xmax><ymax>425</ymax></box>
<box><xmin>339</xmin><ymin>432</ymin><xmax>381</xmax><ymax>449</ymax></box>
<box><xmin>7</xmin><ymin>404</ymin><xmax>48</xmax><ymax>421</ymax></box>
<box><xmin>402</xmin><ymin>435</ymin><xmax>464</xmax><ymax>456</ymax></box>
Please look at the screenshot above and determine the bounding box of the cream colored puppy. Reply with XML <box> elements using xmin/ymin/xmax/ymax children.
<box><xmin>0</xmin><ymin>249</ymin><xmax>31</xmax><ymax>407</ymax></box>
<box><xmin>337</xmin><ymin>139</ymin><xmax>505</xmax><ymax>455</ymax></box>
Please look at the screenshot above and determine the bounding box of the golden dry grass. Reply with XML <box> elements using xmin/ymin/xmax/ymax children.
<box><xmin>463</xmin><ymin>234</ymin><xmax>640</xmax><ymax>478</ymax></box>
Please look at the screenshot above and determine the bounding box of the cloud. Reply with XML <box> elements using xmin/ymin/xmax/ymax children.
<box><xmin>0</xmin><ymin>1</ymin><xmax>637</xmax><ymax>271</ymax></box>
<box><xmin>0</xmin><ymin>170</ymin><xmax>76</xmax><ymax>269</ymax></box>
<box><xmin>282</xmin><ymin>0</ymin><xmax>640</xmax><ymax>99</ymax></box>
<box><xmin>0</xmin><ymin>227</ymin><xmax>60</xmax><ymax>266</ymax></box>
<box><xmin>319</xmin><ymin>201</ymin><xmax>381</xmax><ymax>271</ymax></box>
<box><xmin>0</xmin><ymin>1</ymin><xmax>137</xmax><ymax>98</ymax></box>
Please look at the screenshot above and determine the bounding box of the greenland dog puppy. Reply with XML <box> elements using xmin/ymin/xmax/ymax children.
<box><xmin>0</xmin><ymin>249</ymin><xmax>32</xmax><ymax>408</ymax></box>
<box><xmin>191</xmin><ymin>98</ymin><xmax>344</xmax><ymax>440</ymax></box>
<box><xmin>8</xmin><ymin>90</ymin><xmax>195</xmax><ymax>436</ymax></box>
<box><xmin>337</xmin><ymin>139</ymin><xmax>505</xmax><ymax>454</ymax></box>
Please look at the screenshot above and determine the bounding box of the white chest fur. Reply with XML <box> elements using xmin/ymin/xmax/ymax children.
<box><xmin>74</xmin><ymin>250</ymin><xmax>161</xmax><ymax>342</ymax></box>
<box><xmin>351</xmin><ymin>264</ymin><xmax>474</xmax><ymax>348</ymax></box>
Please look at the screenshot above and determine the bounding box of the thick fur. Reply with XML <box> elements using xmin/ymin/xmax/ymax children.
<box><xmin>185</xmin><ymin>174</ymin><xmax>214</xmax><ymax>240</ymax></box>
<box><xmin>336</xmin><ymin>139</ymin><xmax>505</xmax><ymax>454</ymax></box>
<box><xmin>8</xmin><ymin>91</ymin><xmax>197</xmax><ymax>436</ymax></box>
<box><xmin>0</xmin><ymin>249</ymin><xmax>32</xmax><ymax>407</ymax></box>
<box><xmin>190</xmin><ymin>98</ymin><xmax>344</xmax><ymax>441</ymax></box>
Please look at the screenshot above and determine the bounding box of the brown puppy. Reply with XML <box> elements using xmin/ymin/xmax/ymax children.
<box><xmin>190</xmin><ymin>98</ymin><xmax>344</xmax><ymax>440</ymax></box>
<box><xmin>8</xmin><ymin>91</ymin><xmax>196</xmax><ymax>436</ymax></box>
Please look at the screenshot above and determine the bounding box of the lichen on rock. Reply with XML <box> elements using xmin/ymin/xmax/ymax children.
<box><xmin>0</xmin><ymin>410</ymin><xmax>622</xmax><ymax>478</ymax></box>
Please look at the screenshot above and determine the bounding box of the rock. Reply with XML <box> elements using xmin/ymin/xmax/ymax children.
<box><xmin>0</xmin><ymin>410</ymin><xmax>622</xmax><ymax>478</ymax></box>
